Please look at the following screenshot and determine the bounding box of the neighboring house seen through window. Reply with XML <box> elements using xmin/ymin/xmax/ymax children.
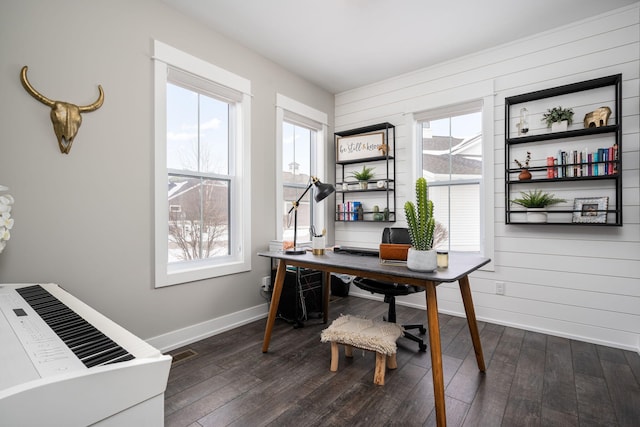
<box><xmin>154</xmin><ymin>41</ymin><xmax>252</xmax><ymax>287</ymax></box>
<box><xmin>167</xmin><ymin>82</ymin><xmax>231</xmax><ymax>261</ymax></box>
<box><xmin>416</xmin><ymin>101</ymin><xmax>483</xmax><ymax>252</ymax></box>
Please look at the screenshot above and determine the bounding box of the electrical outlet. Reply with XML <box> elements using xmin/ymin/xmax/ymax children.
<box><xmin>260</xmin><ymin>276</ymin><xmax>271</xmax><ymax>292</ymax></box>
<box><xmin>495</xmin><ymin>281</ymin><xmax>505</xmax><ymax>295</ymax></box>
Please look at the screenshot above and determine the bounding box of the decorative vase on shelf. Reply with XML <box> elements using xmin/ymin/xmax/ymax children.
<box><xmin>359</xmin><ymin>181</ymin><xmax>368</xmax><ymax>190</ymax></box>
<box><xmin>551</xmin><ymin>120</ymin><xmax>568</xmax><ymax>133</ymax></box>
<box><xmin>372</xmin><ymin>205</ymin><xmax>384</xmax><ymax>221</ymax></box>
<box><xmin>518</xmin><ymin>169</ymin><xmax>532</xmax><ymax>180</ymax></box>
<box><xmin>519</xmin><ymin>107</ymin><xmax>529</xmax><ymax>135</ymax></box>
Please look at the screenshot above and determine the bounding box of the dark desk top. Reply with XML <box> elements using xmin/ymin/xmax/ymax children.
<box><xmin>258</xmin><ymin>250</ymin><xmax>490</xmax><ymax>284</ymax></box>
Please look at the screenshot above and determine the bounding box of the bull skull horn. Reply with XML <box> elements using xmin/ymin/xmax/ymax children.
<box><xmin>20</xmin><ymin>66</ymin><xmax>104</xmax><ymax>154</ymax></box>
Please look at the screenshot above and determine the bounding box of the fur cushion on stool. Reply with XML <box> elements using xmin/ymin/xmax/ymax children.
<box><xmin>321</xmin><ymin>315</ymin><xmax>403</xmax><ymax>355</ymax></box>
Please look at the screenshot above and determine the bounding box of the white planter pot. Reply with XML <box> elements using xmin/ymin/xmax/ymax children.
<box><xmin>359</xmin><ymin>181</ymin><xmax>368</xmax><ymax>190</ymax></box>
<box><xmin>406</xmin><ymin>248</ymin><xmax>437</xmax><ymax>272</ymax></box>
<box><xmin>526</xmin><ymin>208</ymin><xmax>548</xmax><ymax>223</ymax></box>
<box><xmin>551</xmin><ymin>120</ymin><xmax>568</xmax><ymax>132</ymax></box>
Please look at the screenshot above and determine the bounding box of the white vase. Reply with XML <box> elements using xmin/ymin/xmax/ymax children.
<box><xmin>526</xmin><ymin>208</ymin><xmax>548</xmax><ymax>223</ymax></box>
<box><xmin>551</xmin><ymin>120</ymin><xmax>568</xmax><ymax>132</ymax></box>
<box><xmin>406</xmin><ymin>248</ymin><xmax>437</xmax><ymax>272</ymax></box>
<box><xmin>359</xmin><ymin>181</ymin><xmax>368</xmax><ymax>190</ymax></box>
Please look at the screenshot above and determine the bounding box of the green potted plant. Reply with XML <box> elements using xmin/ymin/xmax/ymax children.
<box><xmin>511</xmin><ymin>189</ymin><xmax>566</xmax><ymax>223</ymax></box>
<box><xmin>542</xmin><ymin>106</ymin><xmax>574</xmax><ymax>132</ymax></box>
<box><xmin>350</xmin><ymin>165</ymin><xmax>375</xmax><ymax>189</ymax></box>
<box><xmin>404</xmin><ymin>177</ymin><xmax>437</xmax><ymax>271</ymax></box>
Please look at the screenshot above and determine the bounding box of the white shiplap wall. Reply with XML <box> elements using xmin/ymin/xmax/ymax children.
<box><xmin>335</xmin><ymin>4</ymin><xmax>640</xmax><ymax>352</ymax></box>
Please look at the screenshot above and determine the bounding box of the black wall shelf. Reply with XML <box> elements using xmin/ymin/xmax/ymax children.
<box><xmin>505</xmin><ymin>74</ymin><xmax>622</xmax><ymax>226</ymax></box>
<box><xmin>334</xmin><ymin>122</ymin><xmax>396</xmax><ymax>223</ymax></box>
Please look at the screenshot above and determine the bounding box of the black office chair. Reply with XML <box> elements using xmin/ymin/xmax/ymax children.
<box><xmin>353</xmin><ymin>227</ymin><xmax>427</xmax><ymax>352</ymax></box>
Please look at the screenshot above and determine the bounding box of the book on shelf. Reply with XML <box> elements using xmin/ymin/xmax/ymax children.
<box><xmin>352</xmin><ymin>201</ymin><xmax>361</xmax><ymax>221</ymax></box>
<box><xmin>557</xmin><ymin>150</ymin><xmax>566</xmax><ymax>178</ymax></box>
<box><xmin>337</xmin><ymin>201</ymin><xmax>363</xmax><ymax>221</ymax></box>
<box><xmin>544</xmin><ymin>144</ymin><xmax>617</xmax><ymax>179</ymax></box>
<box><xmin>546</xmin><ymin>156</ymin><xmax>555</xmax><ymax>178</ymax></box>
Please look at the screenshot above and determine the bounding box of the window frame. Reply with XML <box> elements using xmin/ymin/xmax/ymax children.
<box><xmin>409</xmin><ymin>87</ymin><xmax>494</xmax><ymax>270</ymax></box>
<box><xmin>153</xmin><ymin>40</ymin><xmax>252</xmax><ymax>287</ymax></box>
<box><xmin>275</xmin><ymin>94</ymin><xmax>328</xmax><ymax>242</ymax></box>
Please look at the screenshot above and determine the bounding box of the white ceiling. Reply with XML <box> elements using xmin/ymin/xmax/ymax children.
<box><xmin>162</xmin><ymin>0</ymin><xmax>638</xmax><ymax>93</ymax></box>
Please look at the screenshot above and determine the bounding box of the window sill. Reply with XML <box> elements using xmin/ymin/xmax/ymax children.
<box><xmin>155</xmin><ymin>258</ymin><xmax>251</xmax><ymax>288</ymax></box>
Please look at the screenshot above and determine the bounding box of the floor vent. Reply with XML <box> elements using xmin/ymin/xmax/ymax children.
<box><xmin>171</xmin><ymin>349</ymin><xmax>198</xmax><ymax>365</ymax></box>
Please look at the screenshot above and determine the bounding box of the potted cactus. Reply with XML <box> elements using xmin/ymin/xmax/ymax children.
<box><xmin>404</xmin><ymin>177</ymin><xmax>437</xmax><ymax>272</ymax></box>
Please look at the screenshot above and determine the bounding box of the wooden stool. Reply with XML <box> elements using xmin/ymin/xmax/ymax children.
<box><xmin>321</xmin><ymin>315</ymin><xmax>403</xmax><ymax>385</ymax></box>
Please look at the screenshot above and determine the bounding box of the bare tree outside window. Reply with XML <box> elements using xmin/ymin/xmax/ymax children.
<box><xmin>168</xmin><ymin>177</ymin><xmax>229</xmax><ymax>261</ymax></box>
<box><xmin>166</xmin><ymin>82</ymin><xmax>231</xmax><ymax>262</ymax></box>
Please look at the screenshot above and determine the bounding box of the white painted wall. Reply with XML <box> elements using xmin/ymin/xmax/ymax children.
<box><xmin>0</xmin><ymin>0</ymin><xmax>334</xmax><ymax>348</ymax></box>
<box><xmin>337</xmin><ymin>4</ymin><xmax>640</xmax><ymax>352</ymax></box>
<box><xmin>0</xmin><ymin>0</ymin><xmax>637</xmax><ymax>355</ymax></box>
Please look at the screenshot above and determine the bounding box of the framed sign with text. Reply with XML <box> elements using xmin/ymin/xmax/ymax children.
<box><xmin>336</xmin><ymin>131</ymin><xmax>386</xmax><ymax>162</ymax></box>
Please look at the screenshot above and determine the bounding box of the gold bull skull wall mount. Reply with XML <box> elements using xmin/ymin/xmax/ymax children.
<box><xmin>20</xmin><ymin>66</ymin><xmax>104</xmax><ymax>154</ymax></box>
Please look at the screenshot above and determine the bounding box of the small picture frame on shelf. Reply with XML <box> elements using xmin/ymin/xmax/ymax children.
<box><xmin>572</xmin><ymin>197</ymin><xmax>608</xmax><ymax>224</ymax></box>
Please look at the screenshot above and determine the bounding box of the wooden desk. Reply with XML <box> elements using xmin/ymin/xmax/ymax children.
<box><xmin>258</xmin><ymin>250</ymin><xmax>490</xmax><ymax>427</ymax></box>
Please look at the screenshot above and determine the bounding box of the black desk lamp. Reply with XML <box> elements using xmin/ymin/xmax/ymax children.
<box><xmin>286</xmin><ymin>176</ymin><xmax>335</xmax><ymax>255</ymax></box>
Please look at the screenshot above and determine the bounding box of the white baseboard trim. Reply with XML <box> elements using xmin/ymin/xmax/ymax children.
<box><xmin>146</xmin><ymin>303</ymin><xmax>269</xmax><ymax>353</ymax></box>
<box><xmin>348</xmin><ymin>291</ymin><xmax>640</xmax><ymax>355</ymax></box>
<box><xmin>146</xmin><ymin>293</ymin><xmax>640</xmax><ymax>357</ymax></box>
<box><xmin>457</xmin><ymin>312</ymin><xmax>640</xmax><ymax>355</ymax></box>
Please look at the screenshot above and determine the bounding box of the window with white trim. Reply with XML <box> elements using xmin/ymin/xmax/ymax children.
<box><xmin>415</xmin><ymin>101</ymin><xmax>483</xmax><ymax>252</ymax></box>
<box><xmin>275</xmin><ymin>94</ymin><xmax>328</xmax><ymax>243</ymax></box>
<box><xmin>154</xmin><ymin>41</ymin><xmax>252</xmax><ymax>287</ymax></box>
<box><xmin>281</xmin><ymin>122</ymin><xmax>315</xmax><ymax>242</ymax></box>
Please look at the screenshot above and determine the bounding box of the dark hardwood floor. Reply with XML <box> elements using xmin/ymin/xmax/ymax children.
<box><xmin>164</xmin><ymin>295</ymin><xmax>640</xmax><ymax>426</ymax></box>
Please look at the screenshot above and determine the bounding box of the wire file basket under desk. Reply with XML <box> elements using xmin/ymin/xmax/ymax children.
<box><xmin>269</xmin><ymin>266</ymin><xmax>324</xmax><ymax>328</ymax></box>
